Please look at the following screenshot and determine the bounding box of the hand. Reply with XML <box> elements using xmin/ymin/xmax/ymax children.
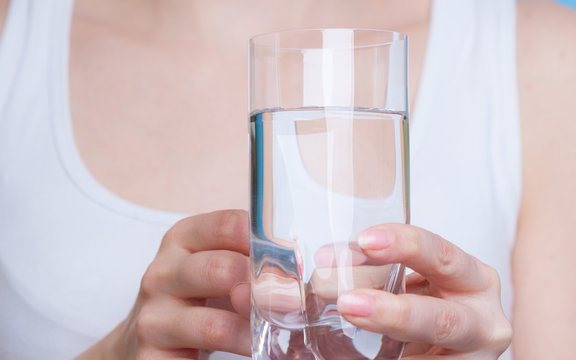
<box><xmin>336</xmin><ymin>224</ymin><xmax>512</xmax><ymax>359</ymax></box>
<box><xmin>77</xmin><ymin>210</ymin><xmax>252</xmax><ymax>359</ymax></box>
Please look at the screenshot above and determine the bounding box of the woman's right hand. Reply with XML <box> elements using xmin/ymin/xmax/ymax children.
<box><xmin>76</xmin><ymin>210</ymin><xmax>253</xmax><ymax>359</ymax></box>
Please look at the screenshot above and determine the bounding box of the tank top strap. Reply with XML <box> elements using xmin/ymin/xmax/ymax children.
<box><xmin>0</xmin><ymin>0</ymin><xmax>74</xmax><ymax>124</ymax></box>
<box><xmin>412</xmin><ymin>0</ymin><xmax>521</xmax><ymax>217</ymax></box>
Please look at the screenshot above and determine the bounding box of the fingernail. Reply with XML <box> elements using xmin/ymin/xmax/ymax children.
<box><xmin>358</xmin><ymin>228</ymin><xmax>392</xmax><ymax>250</ymax></box>
<box><xmin>314</xmin><ymin>247</ymin><xmax>335</xmax><ymax>267</ymax></box>
<box><xmin>338</xmin><ymin>293</ymin><xmax>375</xmax><ymax>317</ymax></box>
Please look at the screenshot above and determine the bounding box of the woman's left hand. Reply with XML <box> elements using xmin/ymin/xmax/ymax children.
<box><xmin>336</xmin><ymin>223</ymin><xmax>512</xmax><ymax>359</ymax></box>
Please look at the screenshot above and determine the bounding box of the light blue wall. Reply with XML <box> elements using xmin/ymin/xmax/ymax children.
<box><xmin>554</xmin><ymin>0</ymin><xmax>576</xmax><ymax>10</ymax></box>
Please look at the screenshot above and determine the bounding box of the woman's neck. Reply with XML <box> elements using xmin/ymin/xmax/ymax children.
<box><xmin>75</xmin><ymin>0</ymin><xmax>431</xmax><ymax>46</ymax></box>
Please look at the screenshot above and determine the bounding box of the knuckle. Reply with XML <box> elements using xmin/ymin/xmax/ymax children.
<box><xmin>486</xmin><ymin>317</ymin><xmax>513</xmax><ymax>352</ymax></box>
<box><xmin>434</xmin><ymin>236</ymin><xmax>460</xmax><ymax>278</ymax></box>
<box><xmin>480</xmin><ymin>263</ymin><xmax>502</xmax><ymax>290</ymax></box>
<box><xmin>140</xmin><ymin>261</ymin><xmax>170</xmax><ymax>296</ymax></box>
<box><xmin>214</xmin><ymin>210</ymin><xmax>248</xmax><ymax>244</ymax></box>
<box><xmin>477</xmin><ymin>309</ymin><xmax>512</xmax><ymax>352</ymax></box>
<box><xmin>162</xmin><ymin>219</ymin><xmax>188</xmax><ymax>248</ymax></box>
<box><xmin>402</xmin><ymin>226</ymin><xmax>422</xmax><ymax>256</ymax></box>
<box><xmin>386</xmin><ymin>297</ymin><xmax>412</xmax><ymax>331</ymax></box>
<box><xmin>134</xmin><ymin>305</ymin><xmax>163</xmax><ymax>344</ymax></box>
<box><xmin>202</xmin><ymin>315</ymin><xmax>233</xmax><ymax>348</ymax></box>
<box><xmin>201</xmin><ymin>252</ymin><xmax>246</xmax><ymax>286</ymax></box>
<box><xmin>434</xmin><ymin>307</ymin><xmax>459</xmax><ymax>342</ymax></box>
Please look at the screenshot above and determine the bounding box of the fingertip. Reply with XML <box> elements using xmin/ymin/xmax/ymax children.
<box><xmin>338</xmin><ymin>290</ymin><xmax>407</xmax><ymax>335</ymax></box>
<box><xmin>230</xmin><ymin>282</ymin><xmax>251</xmax><ymax>319</ymax></box>
<box><xmin>338</xmin><ymin>292</ymin><xmax>375</xmax><ymax>318</ymax></box>
<box><xmin>358</xmin><ymin>223</ymin><xmax>414</xmax><ymax>254</ymax></box>
<box><xmin>358</xmin><ymin>228</ymin><xmax>393</xmax><ymax>251</ymax></box>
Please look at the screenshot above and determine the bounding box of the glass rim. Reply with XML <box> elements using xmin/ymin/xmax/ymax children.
<box><xmin>249</xmin><ymin>28</ymin><xmax>408</xmax><ymax>49</ymax></box>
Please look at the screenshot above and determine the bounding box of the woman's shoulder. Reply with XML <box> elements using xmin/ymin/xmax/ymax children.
<box><xmin>515</xmin><ymin>0</ymin><xmax>576</xmax><ymax>293</ymax></box>
<box><xmin>514</xmin><ymin>4</ymin><xmax>576</xmax><ymax>358</ymax></box>
<box><xmin>516</xmin><ymin>0</ymin><xmax>576</xmax><ymax>254</ymax></box>
<box><xmin>517</xmin><ymin>0</ymin><xmax>576</xmax><ymax>89</ymax></box>
<box><xmin>0</xmin><ymin>0</ymin><xmax>9</xmax><ymax>36</ymax></box>
<box><xmin>517</xmin><ymin>0</ymin><xmax>576</xmax><ymax>23</ymax></box>
<box><xmin>517</xmin><ymin>0</ymin><xmax>576</xmax><ymax>153</ymax></box>
<box><xmin>517</xmin><ymin>0</ymin><xmax>576</xmax><ymax>67</ymax></box>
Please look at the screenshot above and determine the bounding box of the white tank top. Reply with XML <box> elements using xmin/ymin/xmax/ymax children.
<box><xmin>0</xmin><ymin>0</ymin><xmax>520</xmax><ymax>359</ymax></box>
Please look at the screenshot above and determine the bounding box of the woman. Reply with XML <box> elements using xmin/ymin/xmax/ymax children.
<box><xmin>0</xmin><ymin>0</ymin><xmax>574</xmax><ymax>359</ymax></box>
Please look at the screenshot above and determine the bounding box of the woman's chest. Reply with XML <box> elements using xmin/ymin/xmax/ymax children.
<box><xmin>69</xmin><ymin>25</ymin><xmax>251</xmax><ymax>214</ymax></box>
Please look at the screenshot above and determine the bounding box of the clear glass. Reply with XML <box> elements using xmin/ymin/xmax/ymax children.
<box><xmin>249</xmin><ymin>29</ymin><xmax>409</xmax><ymax>360</ymax></box>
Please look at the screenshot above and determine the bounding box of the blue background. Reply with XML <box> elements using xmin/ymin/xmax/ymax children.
<box><xmin>554</xmin><ymin>0</ymin><xmax>576</xmax><ymax>10</ymax></box>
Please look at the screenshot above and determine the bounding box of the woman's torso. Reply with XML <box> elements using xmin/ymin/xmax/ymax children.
<box><xmin>0</xmin><ymin>0</ymin><xmax>519</xmax><ymax>359</ymax></box>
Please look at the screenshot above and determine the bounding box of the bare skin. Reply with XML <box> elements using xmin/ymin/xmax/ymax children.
<box><xmin>0</xmin><ymin>0</ymin><xmax>575</xmax><ymax>359</ymax></box>
<box><xmin>68</xmin><ymin>0</ymin><xmax>430</xmax><ymax>214</ymax></box>
<box><xmin>514</xmin><ymin>2</ymin><xmax>576</xmax><ymax>359</ymax></box>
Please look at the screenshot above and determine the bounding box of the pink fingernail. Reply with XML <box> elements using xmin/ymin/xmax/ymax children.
<box><xmin>338</xmin><ymin>293</ymin><xmax>375</xmax><ymax>317</ymax></box>
<box><xmin>358</xmin><ymin>229</ymin><xmax>392</xmax><ymax>250</ymax></box>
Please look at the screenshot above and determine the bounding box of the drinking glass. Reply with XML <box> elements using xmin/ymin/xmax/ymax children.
<box><xmin>249</xmin><ymin>29</ymin><xmax>409</xmax><ymax>360</ymax></box>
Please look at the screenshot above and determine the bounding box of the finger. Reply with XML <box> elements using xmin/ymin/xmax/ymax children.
<box><xmin>309</xmin><ymin>264</ymin><xmax>395</xmax><ymax>299</ymax></box>
<box><xmin>401</xmin><ymin>342</ymin><xmax>432</xmax><ymax>357</ymax></box>
<box><xmin>138</xmin><ymin>301</ymin><xmax>251</xmax><ymax>356</ymax></box>
<box><xmin>206</xmin><ymin>297</ymin><xmax>235</xmax><ymax>312</ymax></box>
<box><xmin>405</xmin><ymin>272</ymin><xmax>430</xmax><ymax>296</ymax></box>
<box><xmin>230</xmin><ymin>282</ymin><xmax>251</xmax><ymax>318</ymax></box>
<box><xmin>142</xmin><ymin>249</ymin><xmax>249</xmax><ymax>298</ymax></box>
<box><xmin>173</xmin><ymin>250</ymin><xmax>249</xmax><ymax>298</ymax></box>
<box><xmin>313</xmin><ymin>242</ymin><xmax>368</xmax><ymax>267</ymax></box>
<box><xmin>161</xmin><ymin>210</ymin><xmax>249</xmax><ymax>255</ymax></box>
<box><xmin>337</xmin><ymin>289</ymin><xmax>485</xmax><ymax>351</ymax></box>
<box><xmin>177</xmin><ymin>307</ymin><xmax>251</xmax><ymax>356</ymax></box>
<box><xmin>166</xmin><ymin>349</ymin><xmax>203</xmax><ymax>359</ymax></box>
<box><xmin>357</xmin><ymin>224</ymin><xmax>493</xmax><ymax>292</ymax></box>
<box><xmin>252</xmin><ymin>272</ymin><xmax>301</xmax><ymax>314</ymax></box>
<box><xmin>401</xmin><ymin>342</ymin><xmax>467</xmax><ymax>358</ymax></box>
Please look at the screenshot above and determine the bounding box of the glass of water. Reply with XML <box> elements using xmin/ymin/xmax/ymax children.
<box><xmin>249</xmin><ymin>29</ymin><xmax>409</xmax><ymax>360</ymax></box>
